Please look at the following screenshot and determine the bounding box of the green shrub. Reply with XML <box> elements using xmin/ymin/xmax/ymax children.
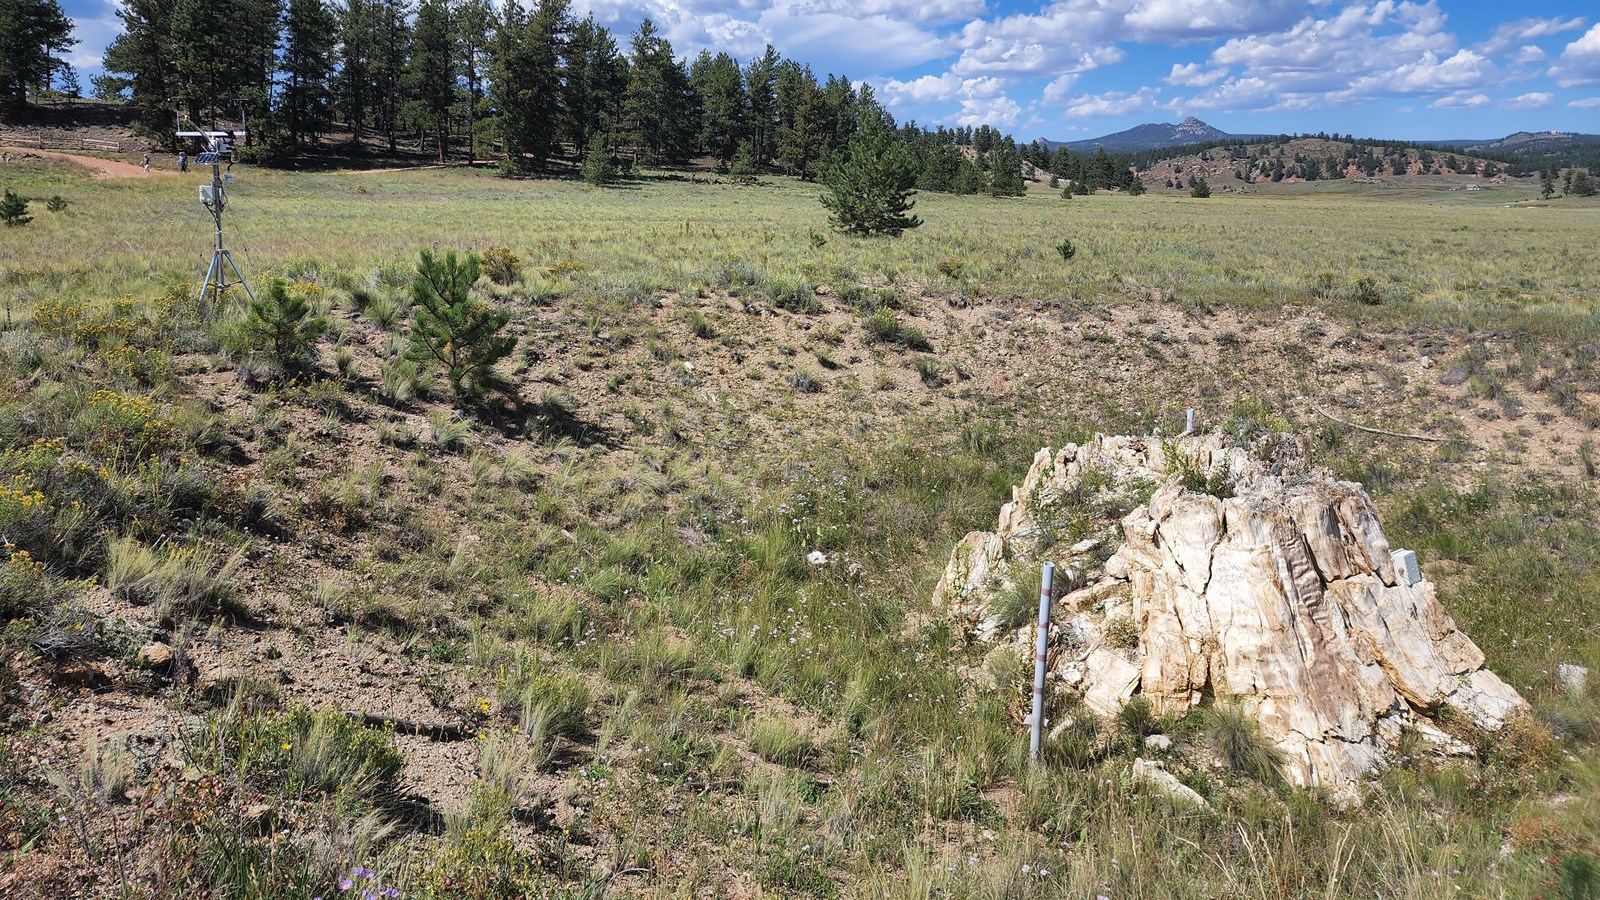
<box><xmin>45</xmin><ymin>195</ymin><xmax>68</xmax><ymax>213</ymax></box>
<box><xmin>1043</xmin><ymin>717</ymin><xmax>1102</xmax><ymax>769</ymax></box>
<box><xmin>1055</xmin><ymin>239</ymin><xmax>1077</xmax><ymax>261</ymax></box>
<box><xmin>104</xmin><ymin>536</ymin><xmax>246</xmax><ymax>626</ymax></box>
<box><xmin>862</xmin><ymin>309</ymin><xmax>931</xmax><ymax>351</ymax></box>
<box><xmin>1117</xmin><ymin>695</ymin><xmax>1158</xmax><ymax>737</ymax></box>
<box><xmin>1190</xmin><ymin>178</ymin><xmax>1211</xmax><ymax>198</ymax></box>
<box><xmin>1164</xmin><ymin>442</ymin><xmax>1235</xmax><ymax>498</ymax></box>
<box><xmin>479</xmin><ymin>246</ymin><xmax>522</xmax><ymax>285</ymax></box>
<box><xmin>768</xmin><ymin>276</ymin><xmax>820</xmax><ymax>313</ymax></box>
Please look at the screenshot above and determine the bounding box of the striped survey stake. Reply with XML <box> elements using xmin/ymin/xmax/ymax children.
<box><xmin>1028</xmin><ymin>561</ymin><xmax>1055</xmax><ymax>762</ymax></box>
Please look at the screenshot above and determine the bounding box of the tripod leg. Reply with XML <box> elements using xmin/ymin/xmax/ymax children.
<box><xmin>197</xmin><ymin>252</ymin><xmax>222</xmax><ymax>305</ymax></box>
<box><xmin>222</xmin><ymin>251</ymin><xmax>256</xmax><ymax>302</ymax></box>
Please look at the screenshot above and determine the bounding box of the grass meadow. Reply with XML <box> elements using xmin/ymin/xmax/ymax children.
<box><xmin>0</xmin><ymin>160</ymin><xmax>1598</xmax><ymax>898</ymax></box>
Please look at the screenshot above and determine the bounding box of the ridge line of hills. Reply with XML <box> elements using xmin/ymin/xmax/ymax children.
<box><xmin>1042</xmin><ymin>116</ymin><xmax>1600</xmax><ymax>157</ymax></box>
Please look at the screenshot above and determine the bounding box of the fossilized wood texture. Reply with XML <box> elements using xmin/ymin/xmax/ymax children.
<box><xmin>935</xmin><ymin>433</ymin><xmax>1527</xmax><ymax>796</ymax></box>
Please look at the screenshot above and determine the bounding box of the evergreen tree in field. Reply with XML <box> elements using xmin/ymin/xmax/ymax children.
<box><xmin>622</xmin><ymin>19</ymin><xmax>692</xmax><ymax>164</ymax></box>
<box><xmin>335</xmin><ymin>0</ymin><xmax>380</xmax><ymax>141</ymax></box>
<box><xmin>103</xmin><ymin>0</ymin><xmax>178</xmax><ymax>136</ymax></box>
<box><xmin>452</xmin><ymin>0</ymin><xmax>494</xmax><ymax>161</ymax></box>
<box><xmin>562</xmin><ymin>14</ymin><xmax>625</xmax><ymax>156</ymax></box>
<box><xmin>743</xmin><ymin>45</ymin><xmax>780</xmax><ymax>167</ymax></box>
<box><xmin>820</xmin><ymin>111</ymin><xmax>921</xmax><ymax>237</ymax></box>
<box><xmin>988</xmin><ymin>137</ymin><xmax>1025</xmax><ymax>197</ymax></box>
<box><xmin>242</xmin><ymin>278</ymin><xmax>328</xmax><ymax>370</ymax></box>
<box><xmin>1</xmin><ymin>190</ymin><xmax>31</xmax><ymax>227</ymax></box>
<box><xmin>405</xmin><ymin>0</ymin><xmax>454</xmax><ymax>163</ymax></box>
<box><xmin>374</xmin><ymin>0</ymin><xmax>412</xmax><ymax>152</ymax></box>
<box><xmin>279</xmin><ymin>0</ymin><xmax>336</xmax><ymax>146</ymax></box>
<box><xmin>490</xmin><ymin>0</ymin><xmax>568</xmax><ymax>173</ymax></box>
<box><xmin>407</xmin><ymin>249</ymin><xmax>515</xmax><ymax>399</ymax></box>
<box><xmin>1540</xmin><ymin>170</ymin><xmax>1556</xmax><ymax>200</ymax></box>
<box><xmin>0</xmin><ymin>0</ymin><xmax>76</xmax><ymax>109</ymax></box>
<box><xmin>774</xmin><ymin>61</ymin><xmax>826</xmax><ymax>179</ymax></box>
<box><xmin>917</xmin><ymin>142</ymin><xmax>962</xmax><ymax>193</ymax></box>
<box><xmin>1189</xmin><ymin>177</ymin><xmax>1211</xmax><ymax>198</ymax></box>
<box><xmin>580</xmin><ymin>136</ymin><xmax>614</xmax><ymax>185</ymax></box>
<box><xmin>1127</xmin><ymin>174</ymin><xmax>1146</xmax><ymax>196</ymax></box>
<box><xmin>1574</xmin><ymin>170</ymin><xmax>1597</xmax><ymax>197</ymax></box>
<box><xmin>689</xmin><ymin>50</ymin><xmax>745</xmax><ymax>167</ymax></box>
<box><xmin>169</xmin><ymin>0</ymin><xmax>246</xmax><ymax>125</ymax></box>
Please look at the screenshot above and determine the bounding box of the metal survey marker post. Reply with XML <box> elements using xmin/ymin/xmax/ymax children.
<box><xmin>1028</xmin><ymin>561</ymin><xmax>1055</xmax><ymax>763</ymax></box>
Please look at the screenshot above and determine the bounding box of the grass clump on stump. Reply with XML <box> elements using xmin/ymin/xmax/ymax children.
<box><xmin>820</xmin><ymin>113</ymin><xmax>922</xmax><ymax>237</ymax></box>
<box><xmin>1206</xmin><ymin>702</ymin><xmax>1285</xmax><ymax>785</ymax></box>
<box><xmin>407</xmin><ymin>249</ymin><xmax>516</xmax><ymax>401</ymax></box>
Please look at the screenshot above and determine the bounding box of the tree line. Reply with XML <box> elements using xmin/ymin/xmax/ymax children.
<box><xmin>68</xmin><ymin>0</ymin><xmax>1062</xmax><ymax>193</ymax></box>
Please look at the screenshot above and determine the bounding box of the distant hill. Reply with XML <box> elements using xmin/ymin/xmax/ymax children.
<box><xmin>1460</xmin><ymin>130</ymin><xmax>1600</xmax><ymax>152</ymax></box>
<box><xmin>1042</xmin><ymin>117</ymin><xmax>1265</xmax><ymax>153</ymax></box>
<box><xmin>1130</xmin><ymin>136</ymin><xmax>1530</xmax><ymax>195</ymax></box>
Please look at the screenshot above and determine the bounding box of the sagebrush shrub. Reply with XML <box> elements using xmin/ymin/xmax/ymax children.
<box><xmin>480</xmin><ymin>246</ymin><xmax>523</xmax><ymax>285</ymax></box>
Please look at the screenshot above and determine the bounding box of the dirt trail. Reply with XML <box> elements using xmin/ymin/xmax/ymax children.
<box><xmin>1</xmin><ymin>146</ymin><xmax>159</xmax><ymax>179</ymax></box>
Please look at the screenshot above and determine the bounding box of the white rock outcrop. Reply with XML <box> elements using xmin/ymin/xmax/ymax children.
<box><xmin>936</xmin><ymin>432</ymin><xmax>1527</xmax><ymax>798</ymax></box>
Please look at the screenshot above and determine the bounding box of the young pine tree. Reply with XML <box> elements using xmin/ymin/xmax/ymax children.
<box><xmin>1</xmin><ymin>190</ymin><xmax>31</xmax><ymax>226</ymax></box>
<box><xmin>241</xmin><ymin>278</ymin><xmax>328</xmax><ymax>370</ymax></box>
<box><xmin>407</xmin><ymin>249</ymin><xmax>515</xmax><ymax>399</ymax></box>
<box><xmin>1189</xmin><ymin>177</ymin><xmax>1211</xmax><ymax>198</ymax></box>
<box><xmin>820</xmin><ymin>114</ymin><xmax>921</xmax><ymax>237</ymax></box>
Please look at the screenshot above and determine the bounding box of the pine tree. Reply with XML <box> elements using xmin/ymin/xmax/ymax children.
<box><xmin>334</xmin><ymin>0</ymin><xmax>379</xmax><ymax>141</ymax></box>
<box><xmin>743</xmin><ymin>45</ymin><xmax>780</xmax><ymax>168</ymax></box>
<box><xmin>1540</xmin><ymin>171</ymin><xmax>1556</xmax><ymax>200</ymax></box>
<box><xmin>622</xmin><ymin>19</ymin><xmax>691</xmax><ymax>164</ymax></box>
<box><xmin>774</xmin><ymin>61</ymin><xmax>825</xmax><ymax>179</ymax></box>
<box><xmin>580</xmin><ymin>137</ymin><xmax>613</xmax><ymax>185</ymax></box>
<box><xmin>407</xmin><ymin>249</ymin><xmax>515</xmax><ymax>399</ymax></box>
<box><xmin>1</xmin><ymin>190</ymin><xmax>31</xmax><ymax>227</ymax></box>
<box><xmin>689</xmin><ymin>50</ymin><xmax>745</xmax><ymax>167</ymax></box>
<box><xmin>405</xmin><ymin>0</ymin><xmax>454</xmax><ymax>163</ymax></box>
<box><xmin>490</xmin><ymin>0</ymin><xmax>568</xmax><ymax>173</ymax></box>
<box><xmin>373</xmin><ymin>0</ymin><xmax>411</xmax><ymax>152</ymax></box>
<box><xmin>1189</xmin><ymin>178</ymin><xmax>1211</xmax><ymax>198</ymax></box>
<box><xmin>0</xmin><ymin>0</ymin><xmax>76</xmax><ymax>109</ymax></box>
<box><xmin>279</xmin><ymin>0</ymin><xmax>336</xmax><ymax>146</ymax></box>
<box><xmin>242</xmin><ymin>278</ymin><xmax>328</xmax><ymax>370</ymax></box>
<box><xmin>988</xmin><ymin>137</ymin><xmax>1024</xmax><ymax>197</ymax></box>
<box><xmin>452</xmin><ymin>0</ymin><xmax>493</xmax><ymax>161</ymax></box>
<box><xmin>103</xmin><ymin>0</ymin><xmax>178</xmax><ymax>136</ymax></box>
<box><xmin>561</xmin><ymin>14</ymin><xmax>624</xmax><ymax>156</ymax></box>
<box><xmin>820</xmin><ymin>111</ymin><xmax>921</xmax><ymax>237</ymax></box>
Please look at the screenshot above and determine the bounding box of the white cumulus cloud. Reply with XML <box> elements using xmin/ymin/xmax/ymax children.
<box><xmin>1505</xmin><ymin>91</ymin><xmax>1554</xmax><ymax>108</ymax></box>
<box><xmin>1552</xmin><ymin>23</ymin><xmax>1600</xmax><ymax>86</ymax></box>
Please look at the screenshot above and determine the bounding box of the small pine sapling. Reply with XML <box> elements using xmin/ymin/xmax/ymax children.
<box><xmin>1</xmin><ymin>190</ymin><xmax>31</xmax><ymax>227</ymax></box>
<box><xmin>241</xmin><ymin>278</ymin><xmax>328</xmax><ymax>371</ymax></box>
<box><xmin>407</xmin><ymin>249</ymin><xmax>516</xmax><ymax>400</ymax></box>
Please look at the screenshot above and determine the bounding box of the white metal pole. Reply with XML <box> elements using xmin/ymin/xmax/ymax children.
<box><xmin>1028</xmin><ymin>561</ymin><xmax>1055</xmax><ymax>763</ymax></box>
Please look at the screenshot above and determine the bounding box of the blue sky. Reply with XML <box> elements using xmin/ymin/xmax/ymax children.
<box><xmin>61</xmin><ymin>0</ymin><xmax>1600</xmax><ymax>141</ymax></box>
